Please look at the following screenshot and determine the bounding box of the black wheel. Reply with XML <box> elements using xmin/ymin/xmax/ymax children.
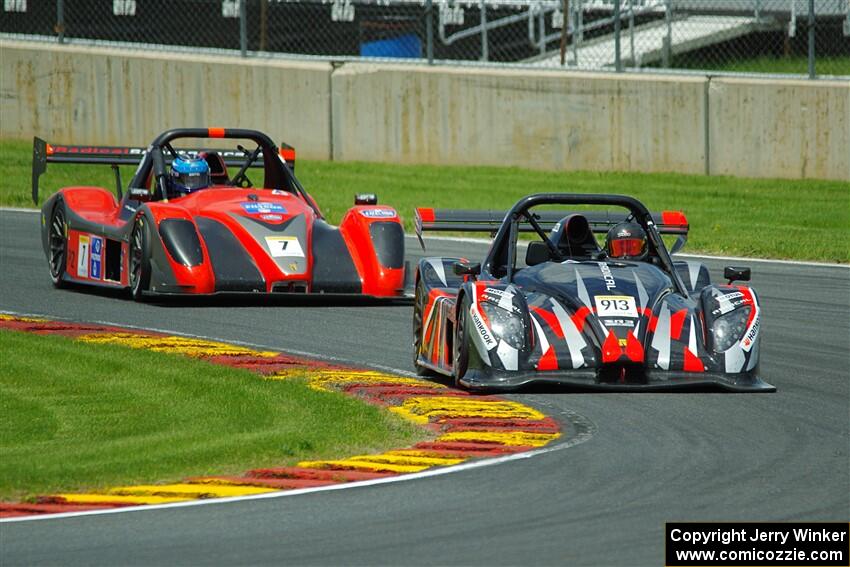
<box><xmin>129</xmin><ymin>216</ymin><xmax>151</xmax><ymax>301</ymax></box>
<box><xmin>412</xmin><ymin>278</ymin><xmax>433</xmax><ymax>376</ymax></box>
<box><xmin>47</xmin><ymin>203</ymin><xmax>68</xmax><ymax>288</ymax></box>
<box><xmin>453</xmin><ymin>296</ymin><xmax>470</xmax><ymax>388</ymax></box>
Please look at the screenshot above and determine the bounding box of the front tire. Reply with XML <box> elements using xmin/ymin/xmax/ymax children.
<box><xmin>453</xmin><ymin>296</ymin><xmax>470</xmax><ymax>388</ymax></box>
<box><xmin>47</xmin><ymin>202</ymin><xmax>68</xmax><ymax>288</ymax></box>
<box><xmin>412</xmin><ymin>278</ymin><xmax>433</xmax><ymax>376</ymax></box>
<box><xmin>129</xmin><ymin>216</ymin><xmax>151</xmax><ymax>301</ymax></box>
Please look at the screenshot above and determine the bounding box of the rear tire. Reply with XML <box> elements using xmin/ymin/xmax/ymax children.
<box><xmin>453</xmin><ymin>296</ymin><xmax>470</xmax><ymax>388</ymax></box>
<box><xmin>47</xmin><ymin>202</ymin><xmax>68</xmax><ymax>288</ymax></box>
<box><xmin>129</xmin><ymin>216</ymin><xmax>152</xmax><ymax>302</ymax></box>
<box><xmin>412</xmin><ymin>278</ymin><xmax>433</xmax><ymax>376</ymax></box>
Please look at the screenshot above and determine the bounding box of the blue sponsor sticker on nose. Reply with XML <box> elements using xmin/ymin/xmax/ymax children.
<box><xmin>242</xmin><ymin>202</ymin><xmax>287</xmax><ymax>215</ymax></box>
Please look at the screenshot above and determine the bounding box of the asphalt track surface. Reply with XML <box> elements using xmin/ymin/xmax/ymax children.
<box><xmin>1</xmin><ymin>209</ymin><xmax>848</xmax><ymax>566</ymax></box>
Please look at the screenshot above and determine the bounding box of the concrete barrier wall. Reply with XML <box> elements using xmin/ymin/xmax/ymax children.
<box><xmin>709</xmin><ymin>77</ymin><xmax>849</xmax><ymax>181</ymax></box>
<box><xmin>332</xmin><ymin>64</ymin><xmax>708</xmax><ymax>175</ymax></box>
<box><xmin>2</xmin><ymin>40</ymin><xmax>847</xmax><ymax>180</ymax></box>
<box><xmin>0</xmin><ymin>40</ymin><xmax>333</xmax><ymax>159</ymax></box>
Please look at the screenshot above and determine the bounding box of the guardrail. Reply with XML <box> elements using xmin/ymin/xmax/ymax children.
<box><xmin>2</xmin><ymin>39</ymin><xmax>848</xmax><ymax>179</ymax></box>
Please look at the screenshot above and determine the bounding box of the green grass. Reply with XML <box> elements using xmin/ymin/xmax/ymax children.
<box><xmin>0</xmin><ymin>329</ymin><xmax>426</xmax><ymax>501</ymax></box>
<box><xmin>2</xmin><ymin>138</ymin><xmax>847</xmax><ymax>262</ymax></box>
<box><xmin>710</xmin><ymin>55</ymin><xmax>850</xmax><ymax>76</ymax></box>
<box><xmin>669</xmin><ymin>55</ymin><xmax>850</xmax><ymax>76</ymax></box>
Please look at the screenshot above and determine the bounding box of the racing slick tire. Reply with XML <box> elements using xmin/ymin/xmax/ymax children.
<box><xmin>129</xmin><ymin>216</ymin><xmax>152</xmax><ymax>302</ymax></box>
<box><xmin>412</xmin><ymin>278</ymin><xmax>435</xmax><ymax>376</ymax></box>
<box><xmin>47</xmin><ymin>201</ymin><xmax>68</xmax><ymax>288</ymax></box>
<box><xmin>453</xmin><ymin>294</ymin><xmax>470</xmax><ymax>388</ymax></box>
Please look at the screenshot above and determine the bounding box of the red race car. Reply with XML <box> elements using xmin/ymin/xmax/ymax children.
<box><xmin>34</xmin><ymin>127</ymin><xmax>406</xmax><ymax>300</ymax></box>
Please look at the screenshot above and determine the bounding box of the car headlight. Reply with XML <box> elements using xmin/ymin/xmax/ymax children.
<box><xmin>711</xmin><ymin>306</ymin><xmax>751</xmax><ymax>352</ymax></box>
<box><xmin>479</xmin><ymin>301</ymin><xmax>526</xmax><ymax>349</ymax></box>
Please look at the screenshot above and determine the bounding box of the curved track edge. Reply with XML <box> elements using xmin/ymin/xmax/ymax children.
<box><xmin>0</xmin><ymin>313</ymin><xmax>592</xmax><ymax>521</ymax></box>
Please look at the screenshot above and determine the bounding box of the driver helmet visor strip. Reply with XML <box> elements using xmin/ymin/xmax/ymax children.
<box><xmin>609</xmin><ymin>238</ymin><xmax>646</xmax><ymax>258</ymax></box>
<box><xmin>173</xmin><ymin>169</ymin><xmax>210</xmax><ymax>191</ymax></box>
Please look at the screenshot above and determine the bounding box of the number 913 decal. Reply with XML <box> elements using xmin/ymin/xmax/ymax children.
<box><xmin>594</xmin><ymin>295</ymin><xmax>638</xmax><ymax>318</ymax></box>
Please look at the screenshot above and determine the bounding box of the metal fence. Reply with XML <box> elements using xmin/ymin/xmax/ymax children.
<box><xmin>1</xmin><ymin>0</ymin><xmax>848</xmax><ymax>77</ymax></box>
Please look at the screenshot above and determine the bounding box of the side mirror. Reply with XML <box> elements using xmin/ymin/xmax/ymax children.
<box><xmin>453</xmin><ymin>261</ymin><xmax>481</xmax><ymax>276</ymax></box>
<box><xmin>355</xmin><ymin>193</ymin><xmax>377</xmax><ymax>205</ymax></box>
<box><xmin>724</xmin><ymin>266</ymin><xmax>751</xmax><ymax>283</ymax></box>
<box><xmin>526</xmin><ymin>241</ymin><xmax>552</xmax><ymax>266</ymax></box>
<box><xmin>128</xmin><ymin>187</ymin><xmax>151</xmax><ymax>202</ymax></box>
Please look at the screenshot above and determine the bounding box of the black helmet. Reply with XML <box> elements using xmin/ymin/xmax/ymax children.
<box><xmin>606</xmin><ymin>222</ymin><xmax>647</xmax><ymax>261</ymax></box>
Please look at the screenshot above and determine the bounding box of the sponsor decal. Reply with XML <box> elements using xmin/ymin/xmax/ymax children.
<box><xmin>77</xmin><ymin>235</ymin><xmax>90</xmax><ymax>278</ymax></box>
<box><xmin>602</xmin><ymin>318</ymin><xmax>636</xmax><ymax>328</ymax></box>
<box><xmin>271</xmin><ymin>189</ymin><xmax>288</xmax><ymax>196</ymax></box>
<box><xmin>241</xmin><ymin>202</ymin><xmax>287</xmax><ymax>215</ymax></box>
<box><xmin>483</xmin><ymin>287</ymin><xmax>508</xmax><ymax>297</ymax></box>
<box><xmin>482</xmin><ymin>287</ymin><xmax>514</xmax><ymax>303</ymax></box>
<box><xmin>712</xmin><ymin>299</ymin><xmax>750</xmax><ymax>316</ymax></box>
<box><xmin>616</xmin><ymin>229</ymin><xmax>632</xmax><ymax>238</ymax></box>
<box><xmin>217</xmin><ymin>150</ymin><xmax>260</xmax><ymax>159</ymax></box>
<box><xmin>481</xmin><ymin>288</ymin><xmax>520</xmax><ymax>313</ymax></box>
<box><xmin>470</xmin><ymin>307</ymin><xmax>496</xmax><ymax>350</ymax></box>
<box><xmin>598</xmin><ymin>262</ymin><xmax>616</xmax><ymax>290</ymax></box>
<box><xmin>359</xmin><ymin>209</ymin><xmax>397</xmax><ymax>219</ymax></box>
<box><xmin>264</xmin><ymin>236</ymin><xmax>305</xmax><ymax>258</ymax></box>
<box><xmin>717</xmin><ymin>291</ymin><xmax>744</xmax><ymax>302</ymax></box>
<box><xmin>260</xmin><ymin>214</ymin><xmax>283</xmax><ymax>222</ymax></box>
<box><xmin>741</xmin><ymin>316</ymin><xmax>760</xmax><ymax>351</ymax></box>
<box><xmin>89</xmin><ymin>236</ymin><xmax>103</xmax><ymax>280</ymax></box>
<box><xmin>52</xmin><ymin>145</ymin><xmax>145</xmax><ymax>156</ymax></box>
<box><xmin>714</xmin><ymin>291</ymin><xmax>749</xmax><ymax>315</ymax></box>
<box><xmin>594</xmin><ymin>295</ymin><xmax>638</xmax><ymax>318</ymax></box>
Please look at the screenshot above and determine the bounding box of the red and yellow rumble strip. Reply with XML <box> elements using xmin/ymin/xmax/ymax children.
<box><xmin>0</xmin><ymin>314</ymin><xmax>561</xmax><ymax>518</ymax></box>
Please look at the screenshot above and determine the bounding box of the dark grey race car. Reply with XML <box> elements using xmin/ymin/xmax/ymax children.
<box><xmin>412</xmin><ymin>193</ymin><xmax>773</xmax><ymax>392</ymax></box>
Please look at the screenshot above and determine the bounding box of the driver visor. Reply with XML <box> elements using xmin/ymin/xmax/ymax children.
<box><xmin>610</xmin><ymin>238</ymin><xmax>645</xmax><ymax>257</ymax></box>
<box><xmin>177</xmin><ymin>171</ymin><xmax>209</xmax><ymax>191</ymax></box>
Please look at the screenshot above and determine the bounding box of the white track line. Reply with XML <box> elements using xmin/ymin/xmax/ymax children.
<box><xmin>3</xmin><ymin>206</ymin><xmax>845</xmax><ymax>268</ymax></box>
<box><xmin>0</xmin><ymin>309</ymin><xmax>592</xmax><ymax>523</ymax></box>
<box><xmin>410</xmin><ymin>235</ymin><xmax>848</xmax><ymax>269</ymax></box>
<box><xmin>674</xmin><ymin>252</ymin><xmax>849</xmax><ymax>268</ymax></box>
<box><xmin>2</xmin><ymin>207</ymin><xmax>42</xmax><ymax>214</ymax></box>
<box><xmin>0</xmin><ymin>424</ymin><xmax>593</xmax><ymax>524</ymax></box>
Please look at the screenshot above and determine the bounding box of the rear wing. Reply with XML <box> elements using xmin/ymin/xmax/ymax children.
<box><xmin>414</xmin><ymin>207</ymin><xmax>689</xmax><ymax>248</ymax></box>
<box><xmin>31</xmin><ymin>137</ymin><xmax>296</xmax><ymax>204</ymax></box>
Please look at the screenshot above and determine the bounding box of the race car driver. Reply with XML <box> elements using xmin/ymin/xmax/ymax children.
<box><xmin>606</xmin><ymin>222</ymin><xmax>648</xmax><ymax>261</ymax></box>
<box><xmin>168</xmin><ymin>156</ymin><xmax>210</xmax><ymax>198</ymax></box>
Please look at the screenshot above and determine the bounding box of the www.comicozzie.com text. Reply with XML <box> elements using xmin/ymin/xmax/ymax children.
<box><xmin>670</xmin><ymin>527</ymin><xmax>847</xmax><ymax>546</ymax></box>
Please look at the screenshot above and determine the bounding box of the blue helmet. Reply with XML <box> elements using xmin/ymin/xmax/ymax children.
<box><xmin>170</xmin><ymin>156</ymin><xmax>210</xmax><ymax>195</ymax></box>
